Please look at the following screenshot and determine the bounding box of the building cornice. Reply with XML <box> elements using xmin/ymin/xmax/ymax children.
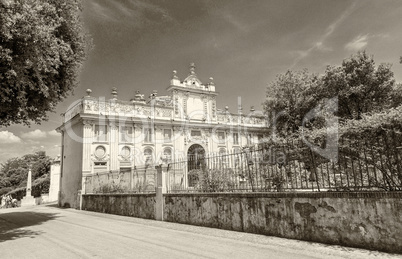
<box><xmin>166</xmin><ymin>85</ymin><xmax>219</xmax><ymax>96</ymax></box>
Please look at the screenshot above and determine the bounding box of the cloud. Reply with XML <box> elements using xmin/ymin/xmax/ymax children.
<box><xmin>345</xmin><ymin>34</ymin><xmax>369</xmax><ymax>51</ymax></box>
<box><xmin>48</xmin><ymin>130</ymin><xmax>60</xmax><ymax>137</ymax></box>
<box><xmin>0</xmin><ymin>129</ymin><xmax>61</xmax><ymax>165</ymax></box>
<box><xmin>21</xmin><ymin>129</ymin><xmax>47</xmax><ymax>139</ymax></box>
<box><xmin>89</xmin><ymin>0</ymin><xmax>172</xmax><ymax>27</ymax></box>
<box><xmin>291</xmin><ymin>2</ymin><xmax>357</xmax><ymax>68</ymax></box>
<box><xmin>220</xmin><ymin>11</ymin><xmax>251</xmax><ymax>32</ymax></box>
<box><xmin>0</xmin><ymin>131</ymin><xmax>22</xmax><ymax>144</ymax></box>
<box><xmin>315</xmin><ymin>42</ymin><xmax>332</xmax><ymax>52</ymax></box>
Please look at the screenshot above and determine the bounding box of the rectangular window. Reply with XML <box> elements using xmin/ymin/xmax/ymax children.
<box><xmin>258</xmin><ymin>134</ymin><xmax>264</xmax><ymax>143</ymax></box>
<box><xmin>163</xmin><ymin>148</ymin><xmax>172</xmax><ymax>163</ymax></box>
<box><xmin>95</xmin><ymin>125</ymin><xmax>108</xmax><ymax>142</ymax></box>
<box><xmin>247</xmin><ymin>134</ymin><xmax>252</xmax><ymax>145</ymax></box>
<box><xmin>164</xmin><ymin>129</ymin><xmax>172</xmax><ymax>143</ymax></box>
<box><xmin>120</xmin><ymin>126</ymin><xmax>132</xmax><ymax>143</ymax></box>
<box><xmin>233</xmin><ymin>133</ymin><xmax>239</xmax><ymax>145</ymax></box>
<box><xmin>93</xmin><ymin>162</ymin><xmax>107</xmax><ymax>174</ymax></box>
<box><xmin>218</xmin><ymin>132</ymin><xmax>225</xmax><ymax>143</ymax></box>
<box><xmin>144</xmin><ymin>128</ymin><xmax>153</xmax><ymax>143</ymax></box>
<box><xmin>191</xmin><ymin>130</ymin><xmax>202</xmax><ymax>137</ymax></box>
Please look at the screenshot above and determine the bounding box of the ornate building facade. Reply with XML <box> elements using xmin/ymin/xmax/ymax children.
<box><xmin>57</xmin><ymin>63</ymin><xmax>269</xmax><ymax>208</ymax></box>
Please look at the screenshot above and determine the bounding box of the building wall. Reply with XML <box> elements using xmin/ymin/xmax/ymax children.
<box><xmin>58</xmin><ymin>65</ymin><xmax>268</xmax><ymax>206</ymax></box>
<box><xmin>82</xmin><ymin>194</ymin><xmax>155</xmax><ymax>219</ymax></box>
<box><xmin>81</xmin><ymin>191</ymin><xmax>402</xmax><ymax>254</ymax></box>
<box><xmin>163</xmin><ymin>192</ymin><xmax>402</xmax><ymax>254</ymax></box>
<box><xmin>49</xmin><ymin>160</ymin><xmax>61</xmax><ymax>202</ymax></box>
<box><xmin>59</xmin><ymin>122</ymin><xmax>83</xmax><ymax>208</ymax></box>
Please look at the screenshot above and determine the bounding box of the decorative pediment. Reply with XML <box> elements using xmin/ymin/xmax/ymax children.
<box><xmin>183</xmin><ymin>63</ymin><xmax>203</xmax><ymax>88</ymax></box>
<box><xmin>183</xmin><ymin>74</ymin><xmax>203</xmax><ymax>88</ymax></box>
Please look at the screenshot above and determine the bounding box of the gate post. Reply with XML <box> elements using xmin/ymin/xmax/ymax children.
<box><xmin>155</xmin><ymin>164</ymin><xmax>167</xmax><ymax>221</ymax></box>
<box><xmin>79</xmin><ymin>174</ymin><xmax>86</xmax><ymax>210</ymax></box>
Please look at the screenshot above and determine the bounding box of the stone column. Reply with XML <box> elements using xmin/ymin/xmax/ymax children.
<box><xmin>21</xmin><ymin>168</ymin><xmax>36</xmax><ymax>206</ymax></box>
<box><xmin>49</xmin><ymin>156</ymin><xmax>61</xmax><ymax>202</ymax></box>
<box><xmin>81</xmin><ymin>120</ymin><xmax>93</xmax><ymax>205</ymax></box>
<box><xmin>26</xmin><ymin>168</ymin><xmax>32</xmax><ymax>196</ymax></box>
<box><xmin>110</xmin><ymin>122</ymin><xmax>119</xmax><ymax>171</ymax></box>
<box><xmin>155</xmin><ymin>164</ymin><xmax>167</xmax><ymax>221</ymax></box>
<box><xmin>82</xmin><ymin>120</ymin><xmax>94</xmax><ymax>174</ymax></box>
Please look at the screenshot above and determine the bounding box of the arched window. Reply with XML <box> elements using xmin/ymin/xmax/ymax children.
<box><xmin>163</xmin><ymin>148</ymin><xmax>172</xmax><ymax>164</ymax></box>
<box><xmin>187</xmin><ymin>144</ymin><xmax>205</xmax><ymax>171</ymax></box>
<box><xmin>219</xmin><ymin>148</ymin><xmax>227</xmax><ymax>166</ymax></box>
<box><xmin>234</xmin><ymin>148</ymin><xmax>241</xmax><ymax>168</ymax></box>
<box><xmin>144</xmin><ymin>148</ymin><xmax>153</xmax><ymax>166</ymax></box>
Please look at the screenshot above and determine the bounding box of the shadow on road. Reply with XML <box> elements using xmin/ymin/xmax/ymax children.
<box><xmin>0</xmin><ymin>210</ymin><xmax>59</xmax><ymax>243</ymax></box>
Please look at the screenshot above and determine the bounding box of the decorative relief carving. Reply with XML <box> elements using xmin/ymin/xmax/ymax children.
<box><xmin>83</xmin><ymin>120</ymin><xmax>95</xmax><ymax>126</ymax></box>
<box><xmin>115</xmin><ymin>103</ymin><xmax>132</xmax><ymax>113</ymax></box>
<box><xmin>203</xmin><ymin>98</ymin><xmax>208</xmax><ymax>118</ymax></box>
<box><xmin>93</xmin><ymin>101</ymin><xmax>99</xmax><ymax>112</ymax></box>
<box><xmin>109</xmin><ymin>122</ymin><xmax>118</xmax><ymax>130</ymax></box>
<box><xmin>99</xmin><ymin>102</ymin><xmax>106</xmax><ymax>112</ymax></box>
<box><xmin>84</xmin><ymin>100</ymin><xmax>94</xmax><ymax>112</ymax></box>
<box><xmin>174</xmin><ymin>96</ymin><xmax>179</xmax><ymax>115</ymax></box>
<box><xmin>118</xmin><ymin>146</ymin><xmax>132</xmax><ymax>162</ymax></box>
<box><xmin>157</xmin><ymin>108</ymin><xmax>172</xmax><ymax>117</ymax></box>
<box><xmin>212</xmin><ymin>101</ymin><xmax>216</xmax><ymax>118</ymax></box>
<box><xmin>143</xmin><ymin>107</ymin><xmax>151</xmax><ymax>116</ymax></box>
<box><xmin>226</xmin><ymin>114</ymin><xmax>233</xmax><ymax>123</ymax></box>
<box><xmin>91</xmin><ymin>146</ymin><xmax>110</xmax><ymax>161</ymax></box>
<box><xmin>91</xmin><ymin>154</ymin><xmax>110</xmax><ymax>162</ymax></box>
<box><xmin>183</xmin><ymin>96</ymin><xmax>187</xmax><ymax>116</ymax></box>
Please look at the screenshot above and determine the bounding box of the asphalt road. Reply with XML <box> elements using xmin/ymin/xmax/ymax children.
<box><xmin>0</xmin><ymin>204</ymin><xmax>400</xmax><ymax>259</ymax></box>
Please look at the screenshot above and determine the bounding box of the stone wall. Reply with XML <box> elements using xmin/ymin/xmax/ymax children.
<box><xmin>163</xmin><ymin>192</ymin><xmax>402</xmax><ymax>254</ymax></box>
<box><xmin>82</xmin><ymin>194</ymin><xmax>156</xmax><ymax>220</ymax></box>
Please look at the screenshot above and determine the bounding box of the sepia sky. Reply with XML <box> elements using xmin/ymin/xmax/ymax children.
<box><xmin>1</xmin><ymin>0</ymin><xmax>402</xmax><ymax>164</ymax></box>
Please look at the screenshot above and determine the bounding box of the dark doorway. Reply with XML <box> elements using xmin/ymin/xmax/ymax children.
<box><xmin>187</xmin><ymin>144</ymin><xmax>205</xmax><ymax>187</ymax></box>
<box><xmin>187</xmin><ymin>144</ymin><xmax>205</xmax><ymax>170</ymax></box>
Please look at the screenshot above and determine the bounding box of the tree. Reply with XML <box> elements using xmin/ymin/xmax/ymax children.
<box><xmin>263</xmin><ymin>69</ymin><xmax>322</xmax><ymax>137</ymax></box>
<box><xmin>389</xmin><ymin>83</ymin><xmax>402</xmax><ymax>108</ymax></box>
<box><xmin>321</xmin><ymin>51</ymin><xmax>394</xmax><ymax>120</ymax></box>
<box><xmin>0</xmin><ymin>0</ymin><xmax>89</xmax><ymax>126</ymax></box>
<box><xmin>0</xmin><ymin>151</ymin><xmax>51</xmax><ymax>193</ymax></box>
<box><xmin>264</xmin><ymin>51</ymin><xmax>396</xmax><ymax>137</ymax></box>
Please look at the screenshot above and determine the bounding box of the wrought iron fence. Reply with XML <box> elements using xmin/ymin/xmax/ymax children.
<box><xmin>167</xmin><ymin>135</ymin><xmax>402</xmax><ymax>193</ymax></box>
<box><xmin>82</xmin><ymin>131</ymin><xmax>402</xmax><ymax>194</ymax></box>
<box><xmin>83</xmin><ymin>166</ymin><xmax>157</xmax><ymax>194</ymax></box>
